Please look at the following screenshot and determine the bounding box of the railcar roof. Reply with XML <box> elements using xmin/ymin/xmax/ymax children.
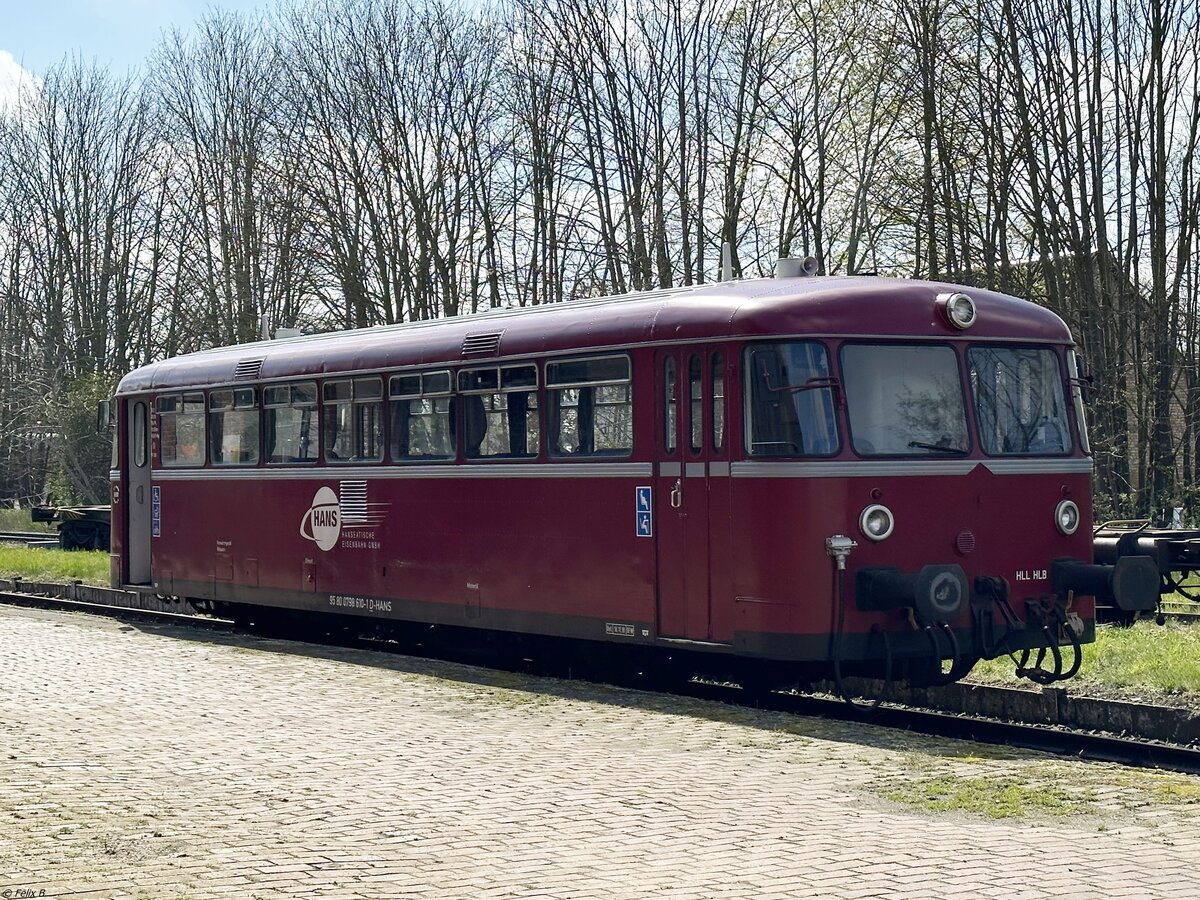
<box><xmin>116</xmin><ymin>275</ymin><xmax>1072</xmax><ymax>393</ymax></box>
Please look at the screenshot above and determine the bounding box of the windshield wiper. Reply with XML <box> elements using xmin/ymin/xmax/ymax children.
<box><xmin>908</xmin><ymin>440</ymin><xmax>967</xmax><ymax>454</ymax></box>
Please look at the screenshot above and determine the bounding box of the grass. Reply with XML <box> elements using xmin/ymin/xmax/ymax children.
<box><xmin>0</xmin><ymin>545</ymin><xmax>110</xmax><ymax>585</ymax></box>
<box><xmin>972</xmin><ymin>619</ymin><xmax>1200</xmax><ymax>699</ymax></box>
<box><xmin>872</xmin><ymin>757</ymin><xmax>1200</xmax><ymax>822</ymax></box>
<box><xmin>1155</xmin><ymin>779</ymin><xmax>1200</xmax><ymax>802</ymax></box>
<box><xmin>875</xmin><ymin>773</ymin><xmax>1093</xmax><ymax>818</ymax></box>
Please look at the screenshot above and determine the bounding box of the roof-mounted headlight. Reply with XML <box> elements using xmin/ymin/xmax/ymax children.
<box><xmin>936</xmin><ymin>291</ymin><xmax>977</xmax><ymax>330</ymax></box>
<box><xmin>1055</xmin><ymin>499</ymin><xmax>1080</xmax><ymax>535</ymax></box>
<box><xmin>860</xmin><ymin>504</ymin><xmax>895</xmax><ymax>541</ymax></box>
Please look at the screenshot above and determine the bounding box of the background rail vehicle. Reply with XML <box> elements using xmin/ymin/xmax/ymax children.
<box><xmin>108</xmin><ymin>259</ymin><xmax>1163</xmax><ymax>693</ymax></box>
<box><xmin>30</xmin><ymin>504</ymin><xmax>112</xmax><ymax>551</ymax></box>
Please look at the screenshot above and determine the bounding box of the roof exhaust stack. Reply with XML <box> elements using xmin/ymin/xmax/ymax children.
<box><xmin>720</xmin><ymin>241</ymin><xmax>733</xmax><ymax>282</ymax></box>
<box><xmin>776</xmin><ymin>256</ymin><xmax>820</xmax><ymax>278</ymax></box>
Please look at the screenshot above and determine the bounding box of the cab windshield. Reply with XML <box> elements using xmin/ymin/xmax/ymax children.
<box><xmin>969</xmin><ymin>346</ymin><xmax>1071</xmax><ymax>455</ymax></box>
<box><xmin>842</xmin><ymin>344</ymin><xmax>969</xmax><ymax>456</ymax></box>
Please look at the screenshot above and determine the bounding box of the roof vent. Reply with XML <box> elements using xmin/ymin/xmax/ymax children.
<box><xmin>234</xmin><ymin>358</ymin><xmax>264</xmax><ymax>379</ymax></box>
<box><xmin>462</xmin><ymin>331</ymin><xmax>503</xmax><ymax>358</ymax></box>
<box><xmin>776</xmin><ymin>256</ymin><xmax>820</xmax><ymax>278</ymax></box>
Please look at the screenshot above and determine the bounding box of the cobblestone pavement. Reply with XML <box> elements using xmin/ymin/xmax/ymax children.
<box><xmin>2</xmin><ymin>605</ymin><xmax>1200</xmax><ymax>899</ymax></box>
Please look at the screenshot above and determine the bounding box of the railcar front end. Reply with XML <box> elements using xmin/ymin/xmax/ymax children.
<box><xmin>724</xmin><ymin>287</ymin><xmax>1157</xmax><ymax>687</ymax></box>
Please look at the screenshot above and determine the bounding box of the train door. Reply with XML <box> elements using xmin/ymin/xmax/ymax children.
<box><xmin>125</xmin><ymin>398</ymin><xmax>152</xmax><ymax>584</ymax></box>
<box><xmin>655</xmin><ymin>349</ymin><xmax>722</xmax><ymax>641</ymax></box>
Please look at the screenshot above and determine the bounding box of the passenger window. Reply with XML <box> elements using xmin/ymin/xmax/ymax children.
<box><xmin>458</xmin><ymin>363</ymin><xmax>539</xmax><ymax>459</ymax></box>
<box><xmin>264</xmin><ymin>382</ymin><xmax>318</xmax><ymax>464</ymax></box>
<box><xmin>664</xmin><ymin>357</ymin><xmax>677</xmax><ymax>454</ymax></box>
<box><xmin>157</xmin><ymin>392</ymin><xmax>206</xmax><ymax>467</ymax></box>
<box><xmin>322</xmin><ymin>378</ymin><xmax>383</xmax><ymax>462</ymax></box>
<box><xmin>209</xmin><ymin>388</ymin><xmax>260</xmax><ymax>465</ymax></box>
<box><xmin>712</xmin><ymin>353</ymin><xmax>725</xmax><ymax>453</ymax></box>
<box><xmin>547</xmin><ymin>356</ymin><xmax>632</xmax><ymax>458</ymax></box>
<box><xmin>689</xmin><ymin>355</ymin><xmax>703</xmax><ymax>455</ymax></box>
<box><xmin>390</xmin><ymin>370</ymin><xmax>454</xmax><ymax>461</ymax></box>
<box><xmin>133</xmin><ymin>402</ymin><xmax>148</xmax><ymax>468</ymax></box>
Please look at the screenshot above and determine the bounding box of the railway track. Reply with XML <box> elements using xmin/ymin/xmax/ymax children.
<box><xmin>0</xmin><ymin>530</ymin><xmax>60</xmax><ymax>545</ymax></box>
<box><xmin>1098</xmin><ymin>604</ymin><xmax>1200</xmax><ymax>625</ymax></box>
<box><xmin>731</xmin><ymin>685</ymin><xmax>1200</xmax><ymax>775</ymax></box>
<box><xmin>2</xmin><ymin>583</ymin><xmax>1198</xmax><ymax>776</ymax></box>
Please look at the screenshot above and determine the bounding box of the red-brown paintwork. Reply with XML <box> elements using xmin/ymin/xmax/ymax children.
<box><xmin>111</xmin><ymin>275</ymin><xmax>1093</xmax><ymax>663</ymax></box>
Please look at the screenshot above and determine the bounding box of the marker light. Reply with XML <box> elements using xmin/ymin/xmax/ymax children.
<box><xmin>936</xmin><ymin>292</ymin><xmax>977</xmax><ymax>330</ymax></box>
<box><xmin>1055</xmin><ymin>499</ymin><xmax>1080</xmax><ymax>535</ymax></box>
<box><xmin>860</xmin><ymin>504</ymin><xmax>895</xmax><ymax>541</ymax></box>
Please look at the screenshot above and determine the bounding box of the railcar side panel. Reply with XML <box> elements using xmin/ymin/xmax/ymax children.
<box><xmin>726</xmin><ymin>475</ymin><xmax>842</xmax><ymax>651</ymax></box>
<box><xmin>150</xmin><ymin>472</ymin><xmax>657</xmax><ymax>637</ymax></box>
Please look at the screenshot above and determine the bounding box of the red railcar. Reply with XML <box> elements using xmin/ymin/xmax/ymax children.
<box><xmin>109</xmin><ymin>267</ymin><xmax>1158</xmax><ymax>688</ymax></box>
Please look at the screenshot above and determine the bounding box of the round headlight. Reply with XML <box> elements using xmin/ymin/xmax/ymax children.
<box><xmin>1055</xmin><ymin>499</ymin><xmax>1080</xmax><ymax>535</ymax></box>
<box><xmin>937</xmin><ymin>291</ymin><xmax>977</xmax><ymax>329</ymax></box>
<box><xmin>860</xmin><ymin>504</ymin><xmax>895</xmax><ymax>541</ymax></box>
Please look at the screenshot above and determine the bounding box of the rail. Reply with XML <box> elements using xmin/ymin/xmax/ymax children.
<box><xmin>0</xmin><ymin>530</ymin><xmax>60</xmax><ymax>545</ymax></box>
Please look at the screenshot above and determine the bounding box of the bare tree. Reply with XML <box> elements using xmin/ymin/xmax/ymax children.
<box><xmin>0</xmin><ymin>59</ymin><xmax>159</xmax><ymax>500</ymax></box>
<box><xmin>151</xmin><ymin>9</ymin><xmax>312</xmax><ymax>348</ymax></box>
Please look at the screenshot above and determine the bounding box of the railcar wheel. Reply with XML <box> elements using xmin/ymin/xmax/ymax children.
<box><xmin>737</xmin><ymin>661</ymin><xmax>794</xmax><ymax>699</ymax></box>
<box><xmin>230</xmin><ymin>606</ymin><xmax>309</xmax><ymax>640</ymax></box>
<box><xmin>92</xmin><ymin>525</ymin><xmax>111</xmax><ymax>551</ymax></box>
<box><xmin>1163</xmin><ymin>569</ymin><xmax>1200</xmax><ymax>603</ymax></box>
<box><xmin>946</xmin><ymin>653</ymin><xmax>980</xmax><ymax>682</ymax></box>
<box><xmin>625</xmin><ymin>651</ymin><xmax>692</xmax><ymax>690</ymax></box>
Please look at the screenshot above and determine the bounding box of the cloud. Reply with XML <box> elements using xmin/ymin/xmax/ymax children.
<box><xmin>0</xmin><ymin>50</ymin><xmax>39</xmax><ymax>112</ymax></box>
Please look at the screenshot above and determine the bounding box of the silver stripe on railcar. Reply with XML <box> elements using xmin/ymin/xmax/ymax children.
<box><xmin>150</xmin><ymin>462</ymin><xmax>655</xmax><ymax>481</ymax></box>
<box><xmin>729</xmin><ymin>458</ymin><xmax>1093</xmax><ymax>478</ymax></box>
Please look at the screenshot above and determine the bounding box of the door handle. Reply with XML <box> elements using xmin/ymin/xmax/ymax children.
<box><xmin>670</xmin><ymin>479</ymin><xmax>682</xmax><ymax>508</ymax></box>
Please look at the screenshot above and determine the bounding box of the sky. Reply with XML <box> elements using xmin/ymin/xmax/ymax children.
<box><xmin>1</xmin><ymin>0</ymin><xmax>266</xmax><ymax>106</ymax></box>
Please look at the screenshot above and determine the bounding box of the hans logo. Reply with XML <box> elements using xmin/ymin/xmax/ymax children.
<box><xmin>300</xmin><ymin>486</ymin><xmax>341</xmax><ymax>551</ymax></box>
